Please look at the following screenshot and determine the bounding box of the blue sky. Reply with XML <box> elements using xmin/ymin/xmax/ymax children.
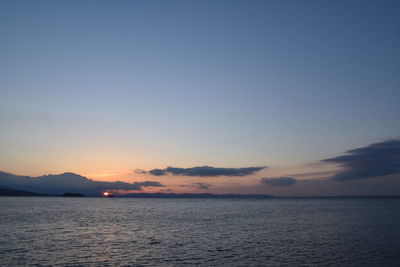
<box><xmin>0</xmin><ymin>0</ymin><xmax>399</xmax><ymax>195</ymax></box>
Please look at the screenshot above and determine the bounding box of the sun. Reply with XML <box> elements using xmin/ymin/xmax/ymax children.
<box><xmin>103</xmin><ymin>192</ymin><xmax>109</xmax><ymax>196</ymax></box>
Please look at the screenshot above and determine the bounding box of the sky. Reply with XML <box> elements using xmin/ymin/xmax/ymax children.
<box><xmin>0</xmin><ymin>0</ymin><xmax>399</xmax><ymax>196</ymax></box>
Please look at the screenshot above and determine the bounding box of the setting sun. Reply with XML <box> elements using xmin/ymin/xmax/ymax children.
<box><xmin>102</xmin><ymin>192</ymin><xmax>109</xmax><ymax>196</ymax></box>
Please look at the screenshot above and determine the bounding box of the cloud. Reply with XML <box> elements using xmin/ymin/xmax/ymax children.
<box><xmin>289</xmin><ymin>171</ymin><xmax>337</xmax><ymax>178</ymax></box>
<box><xmin>194</xmin><ymin>182</ymin><xmax>213</xmax><ymax>189</ymax></box>
<box><xmin>134</xmin><ymin>169</ymin><xmax>147</xmax><ymax>174</ymax></box>
<box><xmin>147</xmin><ymin>166</ymin><xmax>266</xmax><ymax>177</ymax></box>
<box><xmin>159</xmin><ymin>188</ymin><xmax>173</xmax><ymax>192</ymax></box>
<box><xmin>260</xmin><ymin>177</ymin><xmax>297</xmax><ymax>186</ymax></box>
<box><xmin>179</xmin><ymin>182</ymin><xmax>213</xmax><ymax>189</ymax></box>
<box><xmin>149</xmin><ymin>169</ymin><xmax>168</xmax><ymax>176</ymax></box>
<box><xmin>0</xmin><ymin>171</ymin><xmax>164</xmax><ymax>195</ymax></box>
<box><xmin>132</xmin><ymin>181</ymin><xmax>164</xmax><ymax>187</ymax></box>
<box><xmin>322</xmin><ymin>138</ymin><xmax>400</xmax><ymax>181</ymax></box>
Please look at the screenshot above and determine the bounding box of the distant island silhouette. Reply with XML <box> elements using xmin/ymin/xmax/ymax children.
<box><xmin>61</xmin><ymin>192</ymin><xmax>86</xmax><ymax>197</ymax></box>
<box><xmin>118</xmin><ymin>193</ymin><xmax>274</xmax><ymax>198</ymax></box>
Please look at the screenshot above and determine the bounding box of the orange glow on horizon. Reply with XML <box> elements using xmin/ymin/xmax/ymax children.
<box><xmin>102</xmin><ymin>192</ymin><xmax>109</xmax><ymax>196</ymax></box>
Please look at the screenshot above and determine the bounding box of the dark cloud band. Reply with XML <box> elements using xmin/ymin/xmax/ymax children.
<box><xmin>147</xmin><ymin>166</ymin><xmax>266</xmax><ymax>177</ymax></box>
<box><xmin>322</xmin><ymin>138</ymin><xmax>400</xmax><ymax>181</ymax></box>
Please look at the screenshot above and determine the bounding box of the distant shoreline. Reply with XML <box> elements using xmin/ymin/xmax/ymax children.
<box><xmin>1</xmin><ymin>193</ymin><xmax>400</xmax><ymax>199</ymax></box>
<box><xmin>1</xmin><ymin>184</ymin><xmax>399</xmax><ymax>198</ymax></box>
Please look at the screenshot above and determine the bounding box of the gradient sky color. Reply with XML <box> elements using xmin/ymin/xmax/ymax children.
<box><xmin>1</xmin><ymin>0</ymin><xmax>399</xmax><ymax>195</ymax></box>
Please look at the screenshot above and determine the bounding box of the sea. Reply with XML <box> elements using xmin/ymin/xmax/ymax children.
<box><xmin>1</xmin><ymin>197</ymin><xmax>399</xmax><ymax>267</ymax></box>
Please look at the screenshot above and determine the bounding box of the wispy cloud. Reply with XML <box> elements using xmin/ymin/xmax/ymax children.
<box><xmin>145</xmin><ymin>166</ymin><xmax>266</xmax><ymax>177</ymax></box>
<box><xmin>134</xmin><ymin>169</ymin><xmax>148</xmax><ymax>174</ymax></box>
<box><xmin>260</xmin><ymin>177</ymin><xmax>297</xmax><ymax>186</ymax></box>
<box><xmin>159</xmin><ymin>188</ymin><xmax>173</xmax><ymax>192</ymax></box>
<box><xmin>289</xmin><ymin>171</ymin><xmax>337</xmax><ymax>178</ymax></box>
<box><xmin>179</xmin><ymin>182</ymin><xmax>213</xmax><ymax>189</ymax></box>
<box><xmin>322</xmin><ymin>138</ymin><xmax>400</xmax><ymax>181</ymax></box>
<box><xmin>193</xmin><ymin>182</ymin><xmax>213</xmax><ymax>189</ymax></box>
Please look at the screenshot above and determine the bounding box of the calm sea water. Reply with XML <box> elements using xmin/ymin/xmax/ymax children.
<box><xmin>1</xmin><ymin>197</ymin><xmax>399</xmax><ymax>267</ymax></box>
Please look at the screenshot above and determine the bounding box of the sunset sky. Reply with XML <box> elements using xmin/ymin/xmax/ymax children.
<box><xmin>1</xmin><ymin>0</ymin><xmax>399</xmax><ymax>196</ymax></box>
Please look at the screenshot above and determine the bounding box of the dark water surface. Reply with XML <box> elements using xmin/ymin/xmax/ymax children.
<box><xmin>1</xmin><ymin>197</ymin><xmax>400</xmax><ymax>266</ymax></box>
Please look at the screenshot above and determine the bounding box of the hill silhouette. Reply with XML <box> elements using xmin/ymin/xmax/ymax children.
<box><xmin>0</xmin><ymin>185</ymin><xmax>48</xmax><ymax>196</ymax></box>
<box><xmin>0</xmin><ymin>171</ymin><xmax>163</xmax><ymax>196</ymax></box>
